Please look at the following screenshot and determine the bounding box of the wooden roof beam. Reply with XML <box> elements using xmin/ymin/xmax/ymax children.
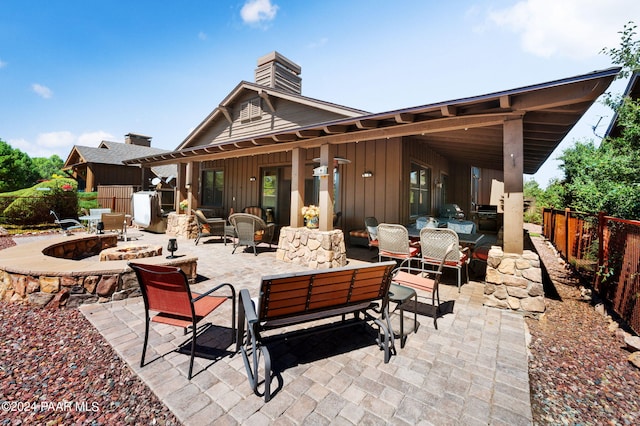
<box><xmin>258</xmin><ymin>90</ymin><xmax>276</xmax><ymax>113</ymax></box>
<box><xmin>272</xmin><ymin>133</ymin><xmax>298</xmax><ymax>142</ymax></box>
<box><xmin>219</xmin><ymin>105</ymin><xmax>233</xmax><ymax>123</ymax></box>
<box><xmin>355</xmin><ymin>119</ymin><xmax>379</xmax><ymax>129</ymax></box>
<box><xmin>440</xmin><ymin>105</ymin><xmax>457</xmax><ymax>117</ymax></box>
<box><xmin>296</xmin><ymin>129</ymin><xmax>323</xmax><ymax>138</ymax></box>
<box><xmin>323</xmin><ymin>125</ymin><xmax>349</xmax><ymax>134</ymax></box>
<box><xmin>500</xmin><ymin>95</ymin><xmax>511</xmax><ymax>109</ymax></box>
<box><xmin>394</xmin><ymin>113</ymin><xmax>415</xmax><ymax>123</ymax></box>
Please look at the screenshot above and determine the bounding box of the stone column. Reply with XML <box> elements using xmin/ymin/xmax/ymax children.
<box><xmin>484</xmin><ymin>246</ymin><xmax>546</xmax><ymax>314</ymax></box>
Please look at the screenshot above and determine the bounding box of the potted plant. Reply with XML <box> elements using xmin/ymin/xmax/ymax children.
<box><xmin>301</xmin><ymin>205</ymin><xmax>319</xmax><ymax>229</ymax></box>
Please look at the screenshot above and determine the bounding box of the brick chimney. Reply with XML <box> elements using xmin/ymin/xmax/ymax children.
<box><xmin>125</xmin><ymin>133</ymin><xmax>152</xmax><ymax>147</ymax></box>
<box><xmin>255</xmin><ymin>51</ymin><xmax>302</xmax><ymax>95</ymax></box>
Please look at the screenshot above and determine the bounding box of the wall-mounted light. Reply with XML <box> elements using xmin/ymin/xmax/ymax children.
<box><xmin>434</xmin><ymin>177</ymin><xmax>443</xmax><ymax>189</ymax></box>
<box><xmin>362</xmin><ymin>171</ymin><xmax>373</xmax><ymax>178</ymax></box>
<box><xmin>249</xmin><ymin>176</ymin><xmax>257</xmax><ymax>182</ymax></box>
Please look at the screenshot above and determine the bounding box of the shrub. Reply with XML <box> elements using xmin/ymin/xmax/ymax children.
<box><xmin>0</xmin><ymin>178</ymin><xmax>79</xmax><ymax>225</ymax></box>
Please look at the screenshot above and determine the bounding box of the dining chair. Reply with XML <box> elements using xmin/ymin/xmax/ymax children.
<box><xmin>365</xmin><ymin>216</ymin><xmax>379</xmax><ymax>249</ymax></box>
<box><xmin>228</xmin><ymin>213</ymin><xmax>275</xmax><ymax>255</ymax></box>
<box><xmin>128</xmin><ymin>262</ymin><xmax>236</xmax><ymax>379</ymax></box>
<box><xmin>419</xmin><ymin>227</ymin><xmax>469</xmax><ymax>292</ymax></box>
<box><xmin>391</xmin><ymin>242</ymin><xmax>454</xmax><ymax>330</ymax></box>
<box><xmin>377</xmin><ymin>223</ymin><xmax>420</xmax><ymax>271</ymax></box>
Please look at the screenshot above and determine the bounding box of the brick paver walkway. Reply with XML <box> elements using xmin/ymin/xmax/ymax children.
<box><xmin>76</xmin><ymin>231</ymin><xmax>532</xmax><ymax>425</ymax></box>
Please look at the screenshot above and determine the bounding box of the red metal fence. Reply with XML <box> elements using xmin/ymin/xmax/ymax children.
<box><xmin>543</xmin><ymin>208</ymin><xmax>640</xmax><ymax>334</ymax></box>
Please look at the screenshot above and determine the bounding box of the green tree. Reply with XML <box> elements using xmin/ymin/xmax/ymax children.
<box><xmin>31</xmin><ymin>155</ymin><xmax>65</xmax><ymax>181</ymax></box>
<box><xmin>557</xmin><ymin>22</ymin><xmax>640</xmax><ymax>220</ymax></box>
<box><xmin>0</xmin><ymin>140</ymin><xmax>40</xmax><ymax>192</ymax></box>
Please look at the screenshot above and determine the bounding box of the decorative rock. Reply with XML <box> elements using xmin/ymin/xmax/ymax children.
<box><xmin>96</xmin><ymin>275</ymin><xmax>119</xmax><ymax>297</ymax></box>
<box><xmin>66</xmin><ymin>294</ymin><xmax>99</xmax><ymax>308</ymax></box>
<box><xmin>40</xmin><ymin>277</ymin><xmax>60</xmax><ymax>293</ymax></box>
<box><xmin>485</xmin><ymin>267</ymin><xmax>503</xmax><ymax>284</ymax></box>
<box><xmin>628</xmin><ymin>352</ymin><xmax>640</xmax><ymax>369</ymax></box>
<box><xmin>522</xmin><ymin>267</ymin><xmax>542</xmax><ymax>283</ymax></box>
<box><xmin>493</xmin><ymin>286</ymin><xmax>508</xmax><ymax>300</ymax></box>
<box><xmin>84</xmin><ymin>276</ymin><xmax>99</xmax><ymax>294</ymax></box>
<box><xmin>506</xmin><ymin>286</ymin><xmax>529</xmax><ymax>299</ymax></box>
<box><xmin>507</xmin><ymin>296</ymin><xmax>520</xmax><ymax>310</ymax></box>
<box><xmin>484</xmin><ymin>283</ymin><xmax>496</xmax><ymax>295</ymax></box>
<box><xmin>503</xmin><ymin>274</ymin><xmax>529</xmax><ymax>288</ymax></box>
<box><xmin>12</xmin><ymin>275</ymin><xmax>27</xmax><ymax>297</ymax></box>
<box><xmin>26</xmin><ymin>277</ymin><xmax>39</xmax><ymax>294</ymax></box>
<box><xmin>624</xmin><ymin>335</ymin><xmax>640</xmax><ymax>352</ymax></box>
<box><xmin>528</xmin><ymin>282</ymin><xmax>544</xmax><ymax>297</ymax></box>
<box><xmin>484</xmin><ymin>297</ymin><xmax>509</xmax><ymax>309</ymax></box>
<box><xmin>28</xmin><ymin>292</ymin><xmax>55</xmax><ymax>307</ymax></box>
<box><xmin>520</xmin><ymin>296</ymin><xmax>546</xmax><ymax>313</ymax></box>
<box><xmin>497</xmin><ymin>258</ymin><xmax>516</xmax><ymax>275</ymax></box>
<box><xmin>47</xmin><ymin>288</ymin><xmax>69</xmax><ymax>309</ymax></box>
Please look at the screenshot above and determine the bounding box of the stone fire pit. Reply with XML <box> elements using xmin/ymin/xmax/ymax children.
<box><xmin>99</xmin><ymin>244</ymin><xmax>163</xmax><ymax>261</ymax></box>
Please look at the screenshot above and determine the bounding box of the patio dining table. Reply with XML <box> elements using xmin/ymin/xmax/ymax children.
<box><xmin>406</xmin><ymin>225</ymin><xmax>484</xmax><ymax>246</ymax></box>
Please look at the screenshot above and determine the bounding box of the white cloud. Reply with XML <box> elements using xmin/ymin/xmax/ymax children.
<box><xmin>7</xmin><ymin>130</ymin><xmax>114</xmax><ymax>159</ymax></box>
<box><xmin>198</xmin><ymin>31</ymin><xmax>207</xmax><ymax>40</ymax></box>
<box><xmin>32</xmin><ymin>83</ymin><xmax>53</xmax><ymax>99</ymax></box>
<box><xmin>37</xmin><ymin>131</ymin><xmax>76</xmax><ymax>148</ymax></box>
<box><xmin>77</xmin><ymin>131</ymin><xmax>114</xmax><ymax>147</ymax></box>
<box><xmin>0</xmin><ymin>59</ymin><xmax>6</xmax><ymax>68</ymax></box>
<box><xmin>487</xmin><ymin>0</ymin><xmax>640</xmax><ymax>59</ymax></box>
<box><xmin>240</xmin><ymin>0</ymin><xmax>278</xmax><ymax>25</ymax></box>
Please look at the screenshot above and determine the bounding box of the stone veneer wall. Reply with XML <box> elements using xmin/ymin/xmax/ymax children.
<box><xmin>166</xmin><ymin>212</ymin><xmax>198</xmax><ymax>239</ymax></box>
<box><xmin>276</xmin><ymin>227</ymin><xmax>347</xmax><ymax>269</ymax></box>
<box><xmin>484</xmin><ymin>246</ymin><xmax>546</xmax><ymax>314</ymax></box>
<box><xmin>0</xmin><ymin>235</ymin><xmax>197</xmax><ymax>309</ymax></box>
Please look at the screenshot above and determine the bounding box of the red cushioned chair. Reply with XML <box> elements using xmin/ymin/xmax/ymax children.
<box><xmin>391</xmin><ymin>243</ymin><xmax>453</xmax><ymax>330</ymax></box>
<box><xmin>129</xmin><ymin>262</ymin><xmax>236</xmax><ymax>379</ymax></box>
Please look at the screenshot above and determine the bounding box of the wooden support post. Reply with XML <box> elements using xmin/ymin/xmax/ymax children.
<box><xmin>290</xmin><ymin>148</ymin><xmax>305</xmax><ymax>228</ymax></box>
<box><xmin>503</xmin><ymin>117</ymin><xmax>524</xmax><ymax>254</ymax></box>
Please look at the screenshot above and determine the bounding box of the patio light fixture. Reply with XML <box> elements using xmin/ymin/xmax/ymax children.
<box><xmin>361</xmin><ymin>171</ymin><xmax>373</xmax><ymax>178</ymax></box>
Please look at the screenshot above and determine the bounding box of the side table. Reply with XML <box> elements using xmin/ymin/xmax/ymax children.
<box><xmin>388</xmin><ymin>283</ymin><xmax>418</xmax><ymax>348</ymax></box>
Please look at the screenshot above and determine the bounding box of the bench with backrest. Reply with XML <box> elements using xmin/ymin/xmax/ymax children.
<box><xmin>237</xmin><ymin>261</ymin><xmax>396</xmax><ymax>402</ymax></box>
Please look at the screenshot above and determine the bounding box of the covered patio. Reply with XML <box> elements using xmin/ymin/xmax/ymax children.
<box><xmin>126</xmin><ymin>63</ymin><xmax>620</xmax><ymax>258</ymax></box>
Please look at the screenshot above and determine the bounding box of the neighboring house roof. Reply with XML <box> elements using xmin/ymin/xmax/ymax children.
<box><xmin>604</xmin><ymin>71</ymin><xmax>639</xmax><ymax>139</ymax></box>
<box><xmin>127</xmin><ymin>67</ymin><xmax>620</xmax><ymax>175</ymax></box>
<box><xmin>177</xmin><ymin>81</ymin><xmax>369</xmax><ymax>150</ymax></box>
<box><xmin>63</xmin><ymin>141</ymin><xmax>177</xmax><ymax>178</ymax></box>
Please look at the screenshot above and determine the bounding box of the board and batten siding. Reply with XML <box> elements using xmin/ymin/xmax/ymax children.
<box><xmin>189</xmin><ymin>93</ymin><xmax>352</xmax><ymax>148</ymax></box>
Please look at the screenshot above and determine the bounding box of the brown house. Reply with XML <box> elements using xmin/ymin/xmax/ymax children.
<box><xmin>126</xmin><ymin>52</ymin><xmax>619</xmax><ymax>254</ymax></box>
<box><xmin>63</xmin><ymin>133</ymin><xmax>177</xmax><ymax>192</ymax></box>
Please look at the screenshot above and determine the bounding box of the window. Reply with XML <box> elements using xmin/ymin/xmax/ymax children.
<box><xmin>201</xmin><ymin>169</ymin><xmax>224</xmax><ymax>207</ymax></box>
<box><xmin>409</xmin><ymin>162</ymin><xmax>431</xmax><ymax>217</ymax></box>
<box><xmin>240</xmin><ymin>98</ymin><xmax>262</xmax><ymax>122</ymax></box>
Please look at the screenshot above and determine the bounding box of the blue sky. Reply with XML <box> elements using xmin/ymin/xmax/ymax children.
<box><xmin>1</xmin><ymin>0</ymin><xmax>639</xmax><ymax>187</ymax></box>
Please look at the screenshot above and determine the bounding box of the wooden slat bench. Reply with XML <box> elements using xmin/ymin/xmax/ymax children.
<box><xmin>237</xmin><ymin>261</ymin><xmax>397</xmax><ymax>402</ymax></box>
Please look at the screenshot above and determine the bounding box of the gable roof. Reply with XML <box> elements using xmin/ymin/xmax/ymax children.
<box><xmin>63</xmin><ymin>141</ymin><xmax>177</xmax><ymax>178</ymax></box>
<box><xmin>177</xmin><ymin>81</ymin><xmax>369</xmax><ymax>150</ymax></box>
<box><xmin>127</xmin><ymin>67</ymin><xmax>620</xmax><ymax>175</ymax></box>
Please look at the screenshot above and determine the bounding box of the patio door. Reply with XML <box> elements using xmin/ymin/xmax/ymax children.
<box><xmin>261</xmin><ymin>167</ymin><xmax>291</xmax><ymax>225</ymax></box>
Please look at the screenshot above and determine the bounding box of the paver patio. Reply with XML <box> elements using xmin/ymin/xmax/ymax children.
<box><xmin>63</xmin><ymin>231</ymin><xmax>533</xmax><ymax>425</ymax></box>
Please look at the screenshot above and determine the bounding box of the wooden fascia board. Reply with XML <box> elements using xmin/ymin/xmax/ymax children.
<box><xmin>511</xmin><ymin>80</ymin><xmax>604</xmax><ymax>111</ymax></box>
